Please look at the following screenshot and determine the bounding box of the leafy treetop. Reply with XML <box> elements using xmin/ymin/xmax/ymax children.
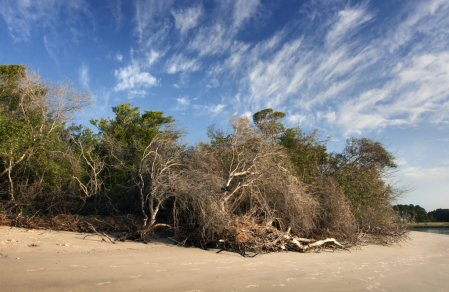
<box><xmin>90</xmin><ymin>102</ymin><xmax>174</xmax><ymax>150</ymax></box>
<box><xmin>253</xmin><ymin>108</ymin><xmax>286</xmax><ymax>142</ymax></box>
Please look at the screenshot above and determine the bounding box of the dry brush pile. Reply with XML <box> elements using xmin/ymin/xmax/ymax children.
<box><xmin>160</xmin><ymin>116</ymin><xmax>407</xmax><ymax>254</ymax></box>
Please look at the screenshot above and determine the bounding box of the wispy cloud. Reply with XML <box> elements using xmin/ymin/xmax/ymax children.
<box><xmin>114</xmin><ymin>62</ymin><xmax>158</xmax><ymax>91</ymax></box>
<box><xmin>201</xmin><ymin>1</ymin><xmax>449</xmax><ymax>135</ymax></box>
<box><xmin>402</xmin><ymin>166</ymin><xmax>449</xmax><ymax>180</ymax></box>
<box><xmin>0</xmin><ymin>1</ymin><xmax>92</xmax><ymax>41</ymax></box>
<box><xmin>171</xmin><ymin>5</ymin><xmax>203</xmax><ymax>36</ymax></box>
<box><xmin>95</xmin><ymin>88</ymin><xmax>110</xmax><ymax>112</ymax></box>
<box><xmin>240</xmin><ymin>111</ymin><xmax>252</xmax><ymax>119</ymax></box>
<box><xmin>0</xmin><ymin>0</ymin><xmax>92</xmax><ymax>63</ymax></box>
<box><xmin>233</xmin><ymin>0</ymin><xmax>260</xmax><ymax>29</ymax></box>
<box><xmin>188</xmin><ymin>24</ymin><xmax>231</xmax><ymax>56</ymax></box>
<box><xmin>172</xmin><ymin>96</ymin><xmax>190</xmax><ymax>111</ymax></box>
<box><xmin>187</xmin><ymin>0</ymin><xmax>259</xmax><ymax>57</ymax></box>
<box><xmin>325</xmin><ymin>4</ymin><xmax>373</xmax><ymax>46</ymax></box>
<box><xmin>165</xmin><ymin>54</ymin><xmax>201</xmax><ymax>74</ymax></box>
<box><xmin>286</xmin><ymin>113</ymin><xmax>306</xmax><ymax>126</ymax></box>
<box><xmin>0</xmin><ymin>0</ymin><xmax>57</xmax><ymax>42</ymax></box>
<box><xmin>128</xmin><ymin>90</ymin><xmax>148</xmax><ymax>99</ymax></box>
<box><xmin>43</xmin><ymin>35</ymin><xmax>59</xmax><ymax>64</ymax></box>
<box><xmin>206</xmin><ymin>79</ymin><xmax>220</xmax><ymax>89</ymax></box>
<box><xmin>107</xmin><ymin>0</ymin><xmax>123</xmax><ymax>30</ymax></box>
<box><xmin>147</xmin><ymin>50</ymin><xmax>162</xmax><ymax>67</ymax></box>
<box><xmin>134</xmin><ymin>0</ymin><xmax>174</xmax><ymax>45</ymax></box>
<box><xmin>337</xmin><ymin>51</ymin><xmax>449</xmax><ymax>134</ymax></box>
<box><xmin>7</xmin><ymin>0</ymin><xmax>448</xmax><ymax>139</ymax></box>
<box><xmin>386</xmin><ymin>0</ymin><xmax>449</xmax><ymax>52</ymax></box>
<box><xmin>79</xmin><ymin>62</ymin><xmax>90</xmax><ymax>88</ymax></box>
<box><xmin>194</xmin><ymin>103</ymin><xmax>227</xmax><ymax>117</ymax></box>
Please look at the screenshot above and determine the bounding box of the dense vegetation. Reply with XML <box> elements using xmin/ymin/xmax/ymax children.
<box><xmin>428</xmin><ymin>209</ymin><xmax>449</xmax><ymax>222</ymax></box>
<box><xmin>0</xmin><ymin>65</ymin><xmax>408</xmax><ymax>254</ymax></box>
<box><xmin>394</xmin><ymin>204</ymin><xmax>449</xmax><ymax>223</ymax></box>
<box><xmin>393</xmin><ymin>204</ymin><xmax>431</xmax><ymax>222</ymax></box>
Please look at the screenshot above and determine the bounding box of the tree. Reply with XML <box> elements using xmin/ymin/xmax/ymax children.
<box><xmin>91</xmin><ymin>102</ymin><xmax>184</xmax><ymax>237</ymax></box>
<box><xmin>130</xmin><ymin>130</ymin><xmax>183</xmax><ymax>234</ymax></box>
<box><xmin>252</xmin><ymin>108</ymin><xmax>329</xmax><ymax>182</ymax></box>
<box><xmin>327</xmin><ymin>137</ymin><xmax>401</xmax><ymax>229</ymax></box>
<box><xmin>207</xmin><ymin>116</ymin><xmax>286</xmax><ymax>213</ymax></box>
<box><xmin>89</xmin><ymin>103</ymin><xmax>176</xmax><ymax>201</ymax></box>
<box><xmin>172</xmin><ymin>114</ymin><xmax>356</xmax><ymax>252</ymax></box>
<box><xmin>90</xmin><ymin>102</ymin><xmax>174</xmax><ymax>151</ymax></box>
<box><xmin>0</xmin><ymin>65</ymin><xmax>92</xmax><ymax>203</ymax></box>
<box><xmin>279</xmin><ymin>127</ymin><xmax>328</xmax><ymax>182</ymax></box>
<box><xmin>252</xmin><ymin>108</ymin><xmax>286</xmax><ymax>144</ymax></box>
<box><xmin>393</xmin><ymin>204</ymin><xmax>430</xmax><ymax>222</ymax></box>
<box><xmin>67</xmin><ymin>125</ymin><xmax>105</xmax><ymax>204</ymax></box>
<box><xmin>428</xmin><ymin>209</ymin><xmax>449</xmax><ymax>222</ymax></box>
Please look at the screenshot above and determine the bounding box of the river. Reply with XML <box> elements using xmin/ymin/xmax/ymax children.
<box><xmin>414</xmin><ymin>228</ymin><xmax>449</xmax><ymax>235</ymax></box>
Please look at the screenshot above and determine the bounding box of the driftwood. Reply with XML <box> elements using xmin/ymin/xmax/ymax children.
<box><xmin>115</xmin><ymin>223</ymin><xmax>172</xmax><ymax>243</ymax></box>
<box><xmin>283</xmin><ymin>235</ymin><xmax>345</xmax><ymax>251</ymax></box>
<box><xmin>209</xmin><ymin>221</ymin><xmax>349</xmax><ymax>255</ymax></box>
<box><xmin>83</xmin><ymin>223</ymin><xmax>116</xmax><ymax>244</ymax></box>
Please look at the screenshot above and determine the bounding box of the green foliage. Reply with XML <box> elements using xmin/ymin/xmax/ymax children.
<box><xmin>393</xmin><ymin>204</ymin><xmax>431</xmax><ymax>222</ymax></box>
<box><xmin>88</xmin><ymin>102</ymin><xmax>178</xmax><ymax>209</ymax></box>
<box><xmin>0</xmin><ymin>64</ymin><xmax>26</xmax><ymax>80</ymax></box>
<box><xmin>329</xmin><ymin>138</ymin><xmax>397</xmax><ymax>172</ymax></box>
<box><xmin>253</xmin><ymin>108</ymin><xmax>286</xmax><ymax>142</ymax></box>
<box><xmin>0</xmin><ymin>65</ymin><xmax>92</xmax><ymax>203</ymax></box>
<box><xmin>207</xmin><ymin>125</ymin><xmax>233</xmax><ymax>150</ymax></box>
<box><xmin>0</xmin><ymin>65</ymin><xmax>27</xmax><ymax>107</ymax></box>
<box><xmin>252</xmin><ymin>109</ymin><xmax>328</xmax><ymax>182</ymax></box>
<box><xmin>0</xmin><ymin>65</ymin><xmax>30</xmax><ymax>161</ymax></box>
<box><xmin>428</xmin><ymin>208</ymin><xmax>449</xmax><ymax>222</ymax></box>
<box><xmin>90</xmin><ymin>103</ymin><xmax>174</xmax><ymax>151</ymax></box>
<box><xmin>279</xmin><ymin>127</ymin><xmax>328</xmax><ymax>181</ymax></box>
<box><xmin>327</xmin><ymin>138</ymin><xmax>399</xmax><ymax>226</ymax></box>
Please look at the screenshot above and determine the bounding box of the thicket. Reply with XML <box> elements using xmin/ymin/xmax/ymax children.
<box><xmin>428</xmin><ymin>209</ymin><xmax>449</xmax><ymax>222</ymax></box>
<box><xmin>0</xmin><ymin>65</ymin><xmax>408</xmax><ymax>254</ymax></box>
<box><xmin>393</xmin><ymin>204</ymin><xmax>432</xmax><ymax>222</ymax></box>
<box><xmin>393</xmin><ymin>205</ymin><xmax>449</xmax><ymax>223</ymax></box>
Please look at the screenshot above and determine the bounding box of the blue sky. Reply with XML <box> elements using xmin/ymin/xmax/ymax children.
<box><xmin>1</xmin><ymin>0</ymin><xmax>448</xmax><ymax>211</ymax></box>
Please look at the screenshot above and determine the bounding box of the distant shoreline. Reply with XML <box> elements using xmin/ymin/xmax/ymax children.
<box><xmin>411</xmin><ymin>223</ymin><xmax>449</xmax><ymax>228</ymax></box>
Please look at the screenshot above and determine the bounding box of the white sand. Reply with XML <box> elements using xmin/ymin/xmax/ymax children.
<box><xmin>1</xmin><ymin>226</ymin><xmax>448</xmax><ymax>292</ymax></box>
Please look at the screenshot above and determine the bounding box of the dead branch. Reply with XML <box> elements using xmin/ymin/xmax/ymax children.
<box><xmin>84</xmin><ymin>223</ymin><xmax>115</xmax><ymax>244</ymax></box>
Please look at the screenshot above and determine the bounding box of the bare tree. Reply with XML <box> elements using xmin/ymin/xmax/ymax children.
<box><xmin>134</xmin><ymin>131</ymin><xmax>182</xmax><ymax>233</ymax></box>
<box><xmin>208</xmin><ymin>116</ymin><xmax>286</xmax><ymax>213</ymax></box>
<box><xmin>99</xmin><ymin>124</ymin><xmax>185</xmax><ymax>241</ymax></box>
<box><xmin>70</xmin><ymin>137</ymin><xmax>105</xmax><ymax>202</ymax></box>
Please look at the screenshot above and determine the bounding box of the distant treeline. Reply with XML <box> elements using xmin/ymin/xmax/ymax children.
<box><xmin>393</xmin><ymin>204</ymin><xmax>449</xmax><ymax>223</ymax></box>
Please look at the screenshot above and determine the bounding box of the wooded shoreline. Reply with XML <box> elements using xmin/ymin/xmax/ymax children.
<box><xmin>1</xmin><ymin>65</ymin><xmax>408</xmax><ymax>254</ymax></box>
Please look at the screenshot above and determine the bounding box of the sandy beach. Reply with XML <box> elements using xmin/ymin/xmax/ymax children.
<box><xmin>1</xmin><ymin>227</ymin><xmax>448</xmax><ymax>292</ymax></box>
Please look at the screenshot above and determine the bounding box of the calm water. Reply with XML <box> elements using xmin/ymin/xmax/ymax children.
<box><xmin>414</xmin><ymin>228</ymin><xmax>449</xmax><ymax>235</ymax></box>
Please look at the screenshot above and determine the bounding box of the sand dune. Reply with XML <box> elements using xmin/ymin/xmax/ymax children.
<box><xmin>1</xmin><ymin>227</ymin><xmax>448</xmax><ymax>291</ymax></box>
